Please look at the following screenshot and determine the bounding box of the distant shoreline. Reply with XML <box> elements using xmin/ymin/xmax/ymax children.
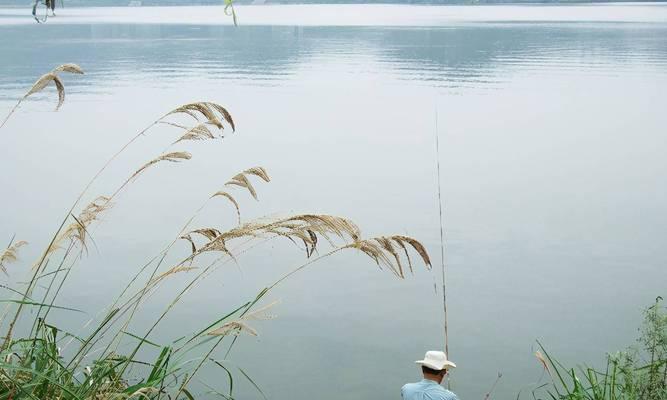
<box><xmin>1</xmin><ymin>0</ymin><xmax>666</xmax><ymax>7</ymax></box>
<box><xmin>2</xmin><ymin>2</ymin><xmax>667</xmax><ymax>26</ymax></box>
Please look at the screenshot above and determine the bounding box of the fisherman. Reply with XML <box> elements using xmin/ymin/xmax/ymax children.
<box><xmin>401</xmin><ymin>351</ymin><xmax>459</xmax><ymax>400</ymax></box>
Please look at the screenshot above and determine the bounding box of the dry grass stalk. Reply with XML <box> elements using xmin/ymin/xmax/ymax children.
<box><xmin>182</xmin><ymin>214</ymin><xmax>360</xmax><ymax>259</ymax></box>
<box><xmin>1</xmin><ymin>64</ymin><xmax>84</xmax><ymax>129</ymax></box>
<box><xmin>209</xmin><ymin>166</ymin><xmax>271</xmax><ymax>224</ymax></box>
<box><xmin>129</xmin><ymin>151</ymin><xmax>191</xmax><ymax>182</ymax></box>
<box><xmin>211</xmin><ymin>191</ymin><xmax>241</xmax><ymax>223</ymax></box>
<box><xmin>26</xmin><ymin>73</ymin><xmax>65</xmax><ymax>111</ymax></box>
<box><xmin>52</xmin><ymin>63</ymin><xmax>85</xmax><ymax>75</ymax></box>
<box><xmin>225</xmin><ymin>169</ymin><xmax>269</xmax><ymax>201</ymax></box>
<box><xmin>24</xmin><ymin>64</ymin><xmax>83</xmax><ymax>110</ymax></box>
<box><xmin>207</xmin><ymin>300</ymin><xmax>279</xmax><ymax>337</ymax></box>
<box><xmin>535</xmin><ymin>350</ymin><xmax>551</xmax><ymax>376</ymax></box>
<box><xmin>164</xmin><ymin>102</ymin><xmax>235</xmax><ymax>132</ymax></box>
<box><xmin>0</xmin><ymin>241</ymin><xmax>28</xmax><ymax>275</ymax></box>
<box><xmin>242</xmin><ymin>167</ymin><xmax>270</xmax><ymax>183</ymax></box>
<box><xmin>172</xmin><ymin>123</ymin><xmax>217</xmax><ymax>144</ymax></box>
<box><xmin>150</xmin><ymin>265</ymin><xmax>198</xmax><ymax>285</ymax></box>
<box><xmin>208</xmin><ymin>320</ymin><xmax>257</xmax><ymax>337</ymax></box>
<box><xmin>43</xmin><ymin>196</ymin><xmax>112</xmax><ymax>259</ymax></box>
<box><xmin>243</xmin><ymin>299</ymin><xmax>280</xmax><ymax>321</ymax></box>
<box><xmin>345</xmin><ymin>235</ymin><xmax>431</xmax><ymax>278</ymax></box>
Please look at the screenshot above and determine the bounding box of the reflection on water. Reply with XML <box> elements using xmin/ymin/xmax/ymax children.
<box><xmin>1</xmin><ymin>22</ymin><xmax>667</xmax><ymax>95</ymax></box>
<box><xmin>1</xmin><ymin>5</ymin><xmax>667</xmax><ymax>400</ymax></box>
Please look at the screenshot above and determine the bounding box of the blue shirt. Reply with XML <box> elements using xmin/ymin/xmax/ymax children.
<box><xmin>401</xmin><ymin>379</ymin><xmax>459</xmax><ymax>400</ymax></box>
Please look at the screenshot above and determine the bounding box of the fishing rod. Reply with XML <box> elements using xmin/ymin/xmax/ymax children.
<box><xmin>434</xmin><ymin>103</ymin><xmax>450</xmax><ymax>382</ymax></box>
<box><xmin>434</xmin><ymin>104</ymin><xmax>503</xmax><ymax>399</ymax></box>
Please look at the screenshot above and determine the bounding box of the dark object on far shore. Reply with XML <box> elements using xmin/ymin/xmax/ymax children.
<box><xmin>32</xmin><ymin>0</ymin><xmax>61</xmax><ymax>23</ymax></box>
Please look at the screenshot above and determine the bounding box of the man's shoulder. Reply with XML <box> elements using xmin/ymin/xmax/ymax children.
<box><xmin>401</xmin><ymin>381</ymin><xmax>459</xmax><ymax>400</ymax></box>
<box><xmin>401</xmin><ymin>382</ymin><xmax>417</xmax><ymax>396</ymax></box>
<box><xmin>440</xmin><ymin>389</ymin><xmax>460</xmax><ymax>400</ymax></box>
<box><xmin>401</xmin><ymin>381</ymin><xmax>422</xmax><ymax>398</ymax></box>
<box><xmin>423</xmin><ymin>386</ymin><xmax>458</xmax><ymax>399</ymax></box>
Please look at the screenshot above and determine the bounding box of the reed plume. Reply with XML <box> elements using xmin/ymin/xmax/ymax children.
<box><xmin>0</xmin><ymin>240</ymin><xmax>28</xmax><ymax>275</ymax></box>
<box><xmin>211</xmin><ymin>191</ymin><xmax>241</xmax><ymax>223</ymax></box>
<box><xmin>172</xmin><ymin>122</ymin><xmax>217</xmax><ymax>144</ymax></box>
<box><xmin>42</xmin><ymin>196</ymin><xmax>111</xmax><ymax>260</ymax></box>
<box><xmin>52</xmin><ymin>63</ymin><xmax>85</xmax><ymax>75</ymax></box>
<box><xmin>208</xmin><ymin>320</ymin><xmax>258</xmax><ymax>337</ymax></box>
<box><xmin>208</xmin><ymin>300</ymin><xmax>279</xmax><ymax>337</ymax></box>
<box><xmin>181</xmin><ymin>214</ymin><xmax>360</xmax><ymax>259</ymax></box>
<box><xmin>128</xmin><ymin>151</ymin><xmax>192</xmax><ymax>183</ymax></box>
<box><xmin>26</xmin><ymin>73</ymin><xmax>65</xmax><ymax>110</ymax></box>
<box><xmin>0</xmin><ymin>64</ymin><xmax>84</xmax><ymax>129</ymax></box>
<box><xmin>225</xmin><ymin>167</ymin><xmax>270</xmax><ymax>201</ymax></box>
<box><xmin>265</xmin><ymin>235</ymin><xmax>432</xmax><ymax>302</ymax></box>
<box><xmin>344</xmin><ymin>235</ymin><xmax>431</xmax><ymax>278</ymax></box>
<box><xmin>208</xmin><ymin>166</ymin><xmax>271</xmax><ymax>224</ymax></box>
<box><xmin>150</xmin><ymin>265</ymin><xmax>198</xmax><ymax>285</ymax></box>
<box><xmin>535</xmin><ymin>350</ymin><xmax>551</xmax><ymax>376</ymax></box>
<box><xmin>165</xmin><ymin>102</ymin><xmax>235</xmax><ymax>132</ymax></box>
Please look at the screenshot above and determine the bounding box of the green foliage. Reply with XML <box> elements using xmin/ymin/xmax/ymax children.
<box><xmin>224</xmin><ymin>0</ymin><xmax>238</xmax><ymax>26</ymax></box>
<box><xmin>531</xmin><ymin>297</ymin><xmax>667</xmax><ymax>400</ymax></box>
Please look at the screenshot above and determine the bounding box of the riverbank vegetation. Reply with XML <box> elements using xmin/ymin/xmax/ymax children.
<box><xmin>0</xmin><ymin>64</ymin><xmax>432</xmax><ymax>399</ymax></box>
<box><xmin>531</xmin><ymin>298</ymin><xmax>666</xmax><ymax>400</ymax></box>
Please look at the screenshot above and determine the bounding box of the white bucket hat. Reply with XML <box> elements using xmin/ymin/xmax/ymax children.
<box><xmin>415</xmin><ymin>351</ymin><xmax>457</xmax><ymax>370</ymax></box>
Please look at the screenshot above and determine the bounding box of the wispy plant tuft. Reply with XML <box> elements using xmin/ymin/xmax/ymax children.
<box><xmin>0</xmin><ymin>64</ymin><xmax>84</xmax><ymax>129</ymax></box>
<box><xmin>225</xmin><ymin>167</ymin><xmax>270</xmax><ymax>201</ymax></box>
<box><xmin>41</xmin><ymin>196</ymin><xmax>112</xmax><ymax>261</ymax></box>
<box><xmin>345</xmin><ymin>235</ymin><xmax>431</xmax><ymax>278</ymax></box>
<box><xmin>165</xmin><ymin>102</ymin><xmax>235</xmax><ymax>132</ymax></box>
<box><xmin>129</xmin><ymin>151</ymin><xmax>192</xmax><ymax>182</ymax></box>
<box><xmin>172</xmin><ymin>122</ymin><xmax>217</xmax><ymax>144</ymax></box>
<box><xmin>0</xmin><ymin>240</ymin><xmax>28</xmax><ymax>275</ymax></box>
<box><xmin>52</xmin><ymin>63</ymin><xmax>85</xmax><ymax>75</ymax></box>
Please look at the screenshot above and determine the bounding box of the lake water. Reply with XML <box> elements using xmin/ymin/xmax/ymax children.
<box><xmin>1</xmin><ymin>3</ymin><xmax>667</xmax><ymax>399</ymax></box>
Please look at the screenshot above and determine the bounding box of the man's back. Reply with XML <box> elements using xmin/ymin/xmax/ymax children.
<box><xmin>401</xmin><ymin>379</ymin><xmax>459</xmax><ymax>400</ymax></box>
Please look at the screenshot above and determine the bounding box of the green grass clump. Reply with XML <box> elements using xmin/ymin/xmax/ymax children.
<box><xmin>530</xmin><ymin>297</ymin><xmax>667</xmax><ymax>400</ymax></box>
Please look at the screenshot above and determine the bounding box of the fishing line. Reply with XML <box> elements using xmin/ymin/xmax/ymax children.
<box><xmin>483</xmin><ymin>372</ymin><xmax>503</xmax><ymax>400</ymax></box>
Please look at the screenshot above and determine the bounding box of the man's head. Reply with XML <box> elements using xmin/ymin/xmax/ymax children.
<box><xmin>421</xmin><ymin>365</ymin><xmax>448</xmax><ymax>383</ymax></box>
<box><xmin>414</xmin><ymin>351</ymin><xmax>456</xmax><ymax>384</ymax></box>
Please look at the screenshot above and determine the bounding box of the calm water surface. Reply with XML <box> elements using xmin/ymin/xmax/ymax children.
<box><xmin>1</xmin><ymin>4</ymin><xmax>666</xmax><ymax>399</ymax></box>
